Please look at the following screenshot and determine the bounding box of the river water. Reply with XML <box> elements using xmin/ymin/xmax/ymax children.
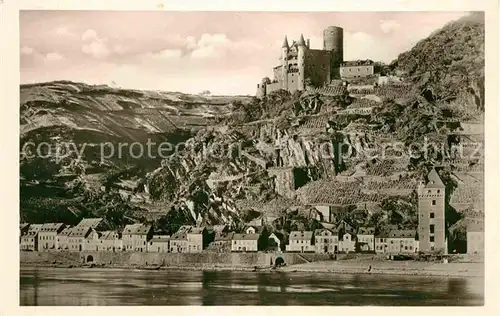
<box><xmin>20</xmin><ymin>267</ymin><xmax>484</xmax><ymax>306</ymax></box>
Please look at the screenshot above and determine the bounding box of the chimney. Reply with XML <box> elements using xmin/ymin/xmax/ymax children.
<box><xmin>306</xmin><ymin>39</ymin><xmax>310</xmax><ymax>48</ymax></box>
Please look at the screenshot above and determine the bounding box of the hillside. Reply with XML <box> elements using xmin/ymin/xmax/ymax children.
<box><xmin>19</xmin><ymin>13</ymin><xmax>484</xmax><ymax>250</ymax></box>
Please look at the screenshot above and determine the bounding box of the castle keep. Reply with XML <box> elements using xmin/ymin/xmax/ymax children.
<box><xmin>257</xmin><ymin>26</ymin><xmax>344</xmax><ymax>97</ymax></box>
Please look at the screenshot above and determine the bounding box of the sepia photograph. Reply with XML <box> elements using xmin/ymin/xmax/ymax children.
<box><xmin>15</xmin><ymin>6</ymin><xmax>489</xmax><ymax>307</ymax></box>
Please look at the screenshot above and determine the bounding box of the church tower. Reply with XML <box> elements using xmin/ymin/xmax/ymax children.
<box><xmin>418</xmin><ymin>168</ymin><xmax>447</xmax><ymax>253</ymax></box>
<box><xmin>297</xmin><ymin>34</ymin><xmax>307</xmax><ymax>91</ymax></box>
<box><xmin>281</xmin><ymin>36</ymin><xmax>289</xmax><ymax>91</ymax></box>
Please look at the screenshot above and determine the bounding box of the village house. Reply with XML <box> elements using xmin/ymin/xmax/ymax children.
<box><xmin>314</xmin><ymin>228</ymin><xmax>339</xmax><ymax>253</ymax></box>
<box><xmin>245</xmin><ymin>226</ymin><xmax>258</xmax><ymax>234</ymax></box>
<box><xmin>339</xmin><ymin>232</ymin><xmax>356</xmax><ymax>253</ymax></box>
<box><xmin>248</xmin><ymin>215</ymin><xmax>265</xmax><ymax>227</ymax></box>
<box><xmin>170</xmin><ymin>226</ymin><xmax>190</xmax><ymax>253</ymax></box>
<box><xmin>20</xmin><ymin>223</ymin><xmax>30</xmax><ymax>241</ymax></box>
<box><xmin>356</xmin><ymin>226</ymin><xmax>375</xmax><ymax>252</ymax></box>
<box><xmin>467</xmin><ymin>222</ymin><xmax>484</xmax><ymax>255</ymax></box>
<box><xmin>267</xmin><ymin>233</ymin><xmax>282</xmax><ymax>251</ymax></box>
<box><xmin>56</xmin><ymin>226</ymin><xmax>72</xmax><ymax>251</ymax></box>
<box><xmin>98</xmin><ymin>231</ymin><xmax>123</xmax><ymax>252</ymax></box>
<box><xmin>386</xmin><ymin>230</ymin><xmax>417</xmax><ymax>254</ymax></box>
<box><xmin>211</xmin><ymin>231</ymin><xmax>234</xmax><ymax>252</ymax></box>
<box><xmin>286</xmin><ymin>231</ymin><xmax>315</xmax><ymax>252</ymax></box>
<box><xmin>122</xmin><ymin>223</ymin><xmax>152</xmax><ymax>252</ymax></box>
<box><xmin>187</xmin><ymin>227</ymin><xmax>206</xmax><ymax>253</ymax></box>
<box><xmin>67</xmin><ymin>225</ymin><xmax>92</xmax><ymax>251</ymax></box>
<box><xmin>37</xmin><ymin>223</ymin><xmax>65</xmax><ymax>252</ymax></box>
<box><xmin>375</xmin><ymin>231</ymin><xmax>389</xmax><ymax>254</ymax></box>
<box><xmin>83</xmin><ymin>228</ymin><xmax>101</xmax><ymax>251</ymax></box>
<box><xmin>231</xmin><ymin>233</ymin><xmax>261</xmax><ymax>252</ymax></box>
<box><xmin>148</xmin><ymin>235</ymin><xmax>171</xmax><ymax>253</ymax></box>
<box><xmin>20</xmin><ymin>224</ymin><xmax>42</xmax><ymax>251</ymax></box>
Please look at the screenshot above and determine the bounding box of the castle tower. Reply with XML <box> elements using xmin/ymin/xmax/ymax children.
<box><xmin>323</xmin><ymin>26</ymin><xmax>344</xmax><ymax>78</ymax></box>
<box><xmin>418</xmin><ymin>168</ymin><xmax>446</xmax><ymax>253</ymax></box>
<box><xmin>297</xmin><ymin>34</ymin><xmax>307</xmax><ymax>91</ymax></box>
<box><xmin>281</xmin><ymin>36</ymin><xmax>289</xmax><ymax>91</ymax></box>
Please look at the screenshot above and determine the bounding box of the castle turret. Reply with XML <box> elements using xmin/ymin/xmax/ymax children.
<box><xmin>297</xmin><ymin>34</ymin><xmax>307</xmax><ymax>91</ymax></box>
<box><xmin>418</xmin><ymin>168</ymin><xmax>446</xmax><ymax>253</ymax></box>
<box><xmin>281</xmin><ymin>36</ymin><xmax>289</xmax><ymax>91</ymax></box>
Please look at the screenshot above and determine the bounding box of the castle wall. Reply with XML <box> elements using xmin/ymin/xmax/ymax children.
<box><xmin>305</xmin><ymin>50</ymin><xmax>332</xmax><ymax>87</ymax></box>
<box><xmin>266</xmin><ymin>82</ymin><xmax>282</xmax><ymax>94</ymax></box>
<box><xmin>273</xmin><ymin>66</ymin><xmax>282</xmax><ymax>81</ymax></box>
<box><xmin>287</xmin><ymin>72</ymin><xmax>300</xmax><ymax>93</ymax></box>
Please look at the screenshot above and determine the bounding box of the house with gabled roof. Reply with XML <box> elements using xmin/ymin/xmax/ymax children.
<box><xmin>314</xmin><ymin>228</ymin><xmax>338</xmax><ymax>253</ymax></box>
<box><xmin>38</xmin><ymin>223</ymin><xmax>66</xmax><ymax>251</ymax></box>
<box><xmin>387</xmin><ymin>229</ymin><xmax>417</xmax><ymax>254</ymax></box>
<box><xmin>98</xmin><ymin>230</ymin><xmax>122</xmax><ymax>252</ymax></box>
<box><xmin>67</xmin><ymin>225</ymin><xmax>93</xmax><ymax>251</ymax></box>
<box><xmin>170</xmin><ymin>229</ymin><xmax>188</xmax><ymax>253</ymax></box>
<box><xmin>375</xmin><ymin>230</ymin><xmax>389</xmax><ymax>253</ymax></box>
<box><xmin>467</xmin><ymin>221</ymin><xmax>484</xmax><ymax>255</ymax></box>
<box><xmin>20</xmin><ymin>224</ymin><xmax>42</xmax><ymax>251</ymax></box>
<box><xmin>148</xmin><ymin>235</ymin><xmax>171</xmax><ymax>253</ymax></box>
<box><xmin>357</xmin><ymin>226</ymin><xmax>375</xmax><ymax>252</ymax></box>
<box><xmin>286</xmin><ymin>231</ymin><xmax>315</xmax><ymax>252</ymax></box>
<box><xmin>231</xmin><ymin>233</ymin><xmax>261</xmax><ymax>252</ymax></box>
<box><xmin>339</xmin><ymin>231</ymin><xmax>356</xmax><ymax>253</ymax></box>
<box><xmin>56</xmin><ymin>226</ymin><xmax>73</xmax><ymax>251</ymax></box>
<box><xmin>122</xmin><ymin>223</ymin><xmax>152</xmax><ymax>252</ymax></box>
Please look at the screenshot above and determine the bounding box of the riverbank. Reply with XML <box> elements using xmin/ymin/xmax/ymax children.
<box><xmin>20</xmin><ymin>259</ymin><xmax>484</xmax><ymax>278</ymax></box>
<box><xmin>280</xmin><ymin>259</ymin><xmax>484</xmax><ymax>277</ymax></box>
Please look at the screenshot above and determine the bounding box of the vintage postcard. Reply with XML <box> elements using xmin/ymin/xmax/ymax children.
<box><xmin>1</xmin><ymin>0</ymin><xmax>498</xmax><ymax>313</ymax></box>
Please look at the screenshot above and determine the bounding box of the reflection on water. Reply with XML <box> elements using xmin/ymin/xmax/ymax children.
<box><xmin>20</xmin><ymin>267</ymin><xmax>484</xmax><ymax>306</ymax></box>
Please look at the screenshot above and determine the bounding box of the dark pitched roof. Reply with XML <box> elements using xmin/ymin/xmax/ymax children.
<box><xmin>99</xmin><ymin>231</ymin><xmax>120</xmax><ymax>240</ymax></box>
<box><xmin>58</xmin><ymin>227</ymin><xmax>73</xmax><ymax>237</ymax></box>
<box><xmin>69</xmin><ymin>225</ymin><xmax>91</xmax><ymax>238</ymax></box>
<box><xmin>215</xmin><ymin>231</ymin><xmax>234</xmax><ymax>241</ymax></box>
<box><xmin>341</xmin><ymin>60</ymin><xmax>374</xmax><ymax>67</ymax></box>
<box><xmin>122</xmin><ymin>224</ymin><xmax>152</xmax><ymax>235</ymax></box>
<box><xmin>151</xmin><ymin>235</ymin><xmax>171</xmax><ymax>242</ymax></box>
<box><xmin>289</xmin><ymin>231</ymin><xmax>313</xmax><ymax>240</ymax></box>
<box><xmin>388</xmin><ymin>230</ymin><xmax>416</xmax><ymax>238</ymax></box>
<box><xmin>358</xmin><ymin>226</ymin><xmax>375</xmax><ymax>235</ymax></box>
<box><xmin>76</xmin><ymin>218</ymin><xmax>104</xmax><ymax>229</ymax></box>
<box><xmin>39</xmin><ymin>223</ymin><xmax>65</xmax><ymax>233</ymax></box>
<box><xmin>232</xmin><ymin>233</ymin><xmax>260</xmax><ymax>241</ymax></box>
<box><xmin>26</xmin><ymin>224</ymin><xmax>43</xmax><ymax>236</ymax></box>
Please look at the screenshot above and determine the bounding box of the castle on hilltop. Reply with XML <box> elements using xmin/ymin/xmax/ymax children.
<box><xmin>257</xmin><ymin>26</ymin><xmax>345</xmax><ymax>98</ymax></box>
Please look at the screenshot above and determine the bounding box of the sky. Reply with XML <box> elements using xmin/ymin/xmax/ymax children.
<box><xmin>20</xmin><ymin>11</ymin><xmax>469</xmax><ymax>95</ymax></box>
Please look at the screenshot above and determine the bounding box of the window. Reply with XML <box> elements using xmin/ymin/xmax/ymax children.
<box><xmin>432</xmin><ymin>200</ymin><xmax>436</xmax><ymax>205</ymax></box>
<box><xmin>431</xmin><ymin>246</ymin><xmax>435</xmax><ymax>251</ymax></box>
<box><xmin>437</xmin><ymin>190</ymin><xmax>440</xmax><ymax>193</ymax></box>
<box><xmin>430</xmin><ymin>236</ymin><xmax>435</xmax><ymax>242</ymax></box>
<box><xmin>430</xmin><ymin>212</ymin><xmax>435</xmax><ymax>218</ymax></box>
<box><xmin>430</xmin><ymin>224</ymin><xmax>435</xmax><ymax>234</ymax></box>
